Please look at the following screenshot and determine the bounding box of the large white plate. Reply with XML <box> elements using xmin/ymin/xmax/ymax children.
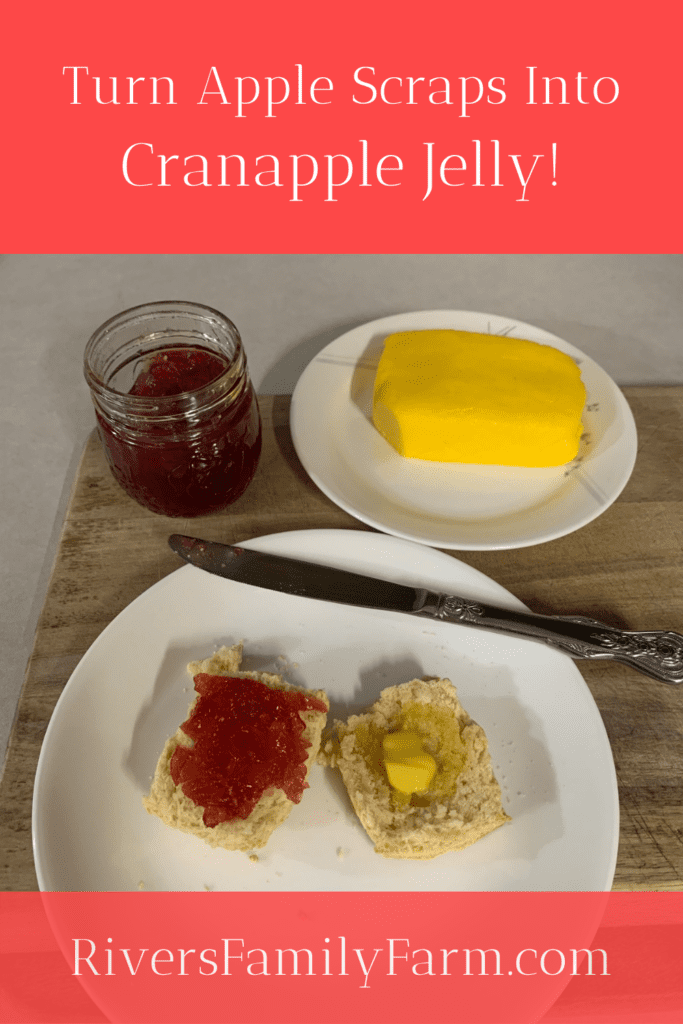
<box><xmin>290</xmin><ymin>310</ymin><xmax>637</xmax><ymax>549</ymax></box>
<box><xmin>33</xmin><ymin>529</ymin><xmax>619</xmax><ymax>892</ymax></box>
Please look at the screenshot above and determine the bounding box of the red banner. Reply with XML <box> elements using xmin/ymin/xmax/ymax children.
<box><xmin>3</xmin><ymin>0</ymin><xmax>681</xmax><ymax>253</ymax></box>
<box><xmin>1</xmin><ymin>892</ymin><xmax>681</xmax><ymax>1023</ymax></box>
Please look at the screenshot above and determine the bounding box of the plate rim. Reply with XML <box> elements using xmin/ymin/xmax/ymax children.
<box><xmin>289</xmin><ymin>309</ymin><xmax>638</xmax><ymax>550</ymax></box>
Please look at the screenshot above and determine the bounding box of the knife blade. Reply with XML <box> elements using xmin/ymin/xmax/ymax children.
<box><xmin>168</xmin><ymin>534</ymin><xmax>683</xmax><ymax>685</ymax></box>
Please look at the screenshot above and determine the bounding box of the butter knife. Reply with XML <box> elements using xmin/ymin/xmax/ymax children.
<box><xmin>169</xmin><ymin>534</ymin><xmax>683</xmax><ymax>685</ymax></box>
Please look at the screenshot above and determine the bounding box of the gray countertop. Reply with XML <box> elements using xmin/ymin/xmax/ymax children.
<box><xmin>1</xmin><ymin>252</ymin><xmax>682</xmax><ymax>774</ymax></box>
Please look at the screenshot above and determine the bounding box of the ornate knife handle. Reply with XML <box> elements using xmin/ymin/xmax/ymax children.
<box><xmin>417</xmin><ymin>593</ymin><xmax>683</xmax><ymax>685</ymax></box>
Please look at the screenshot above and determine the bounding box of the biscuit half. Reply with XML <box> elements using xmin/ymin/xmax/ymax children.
<box><xmin>143</xmin><ymin>644</ymin><xmax>329</xmax><ymax>851</ymax></box>
<box><xmin>322</xmin><ymin>677</ymin><xmax>510</xmax><ymax>859</ymax></box>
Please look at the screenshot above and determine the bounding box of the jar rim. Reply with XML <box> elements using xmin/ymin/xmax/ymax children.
<box><xmin>84</xmin><ymin>300</ymin><xmax>245</xmax><ymax>407</ymax></box>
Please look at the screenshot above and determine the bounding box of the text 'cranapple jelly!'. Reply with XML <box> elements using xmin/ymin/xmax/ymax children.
<box><xmin>84</xmin><ymin>301</ymin><xmax>262</xmax><ymax>516</ymax></box>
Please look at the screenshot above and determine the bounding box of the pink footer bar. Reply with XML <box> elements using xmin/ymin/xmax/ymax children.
<box><xmin>1</xmin><ymin>892</ymin><xmax>681</xmax><ymax>1024</ymax></box>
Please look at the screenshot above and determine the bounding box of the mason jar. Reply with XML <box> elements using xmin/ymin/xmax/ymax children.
<box><xmin>84</xmin><ymin>301</ymin><xmax>262</xmax><ymax>517</ymax></box>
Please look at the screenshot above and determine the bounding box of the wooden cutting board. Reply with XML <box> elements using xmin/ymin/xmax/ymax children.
<box><xmin>1</xmin><ymin>388</ymin><xmax>682</xmax><ymax>891</ymax></box>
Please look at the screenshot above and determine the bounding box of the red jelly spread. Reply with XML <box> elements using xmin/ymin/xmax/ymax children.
<box><xmin>95</xmin><ymin>345</ymin><xmax>262</xmax><ymax>517</ymax></box>
<box><xmin>129</xmin><ymin>349</ymin><xmax>226</xmax><ymax>397</ymax></box>
<box><xmin>169</xmin><ymin>674</ymin><xmax>328</xmax><ymax>828</ymax></box>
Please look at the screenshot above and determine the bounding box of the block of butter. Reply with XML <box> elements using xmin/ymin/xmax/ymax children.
<box><xmin>372</xmin><ymin>329</ymin><xmax>586</xmax><ymax>466</ymax></box>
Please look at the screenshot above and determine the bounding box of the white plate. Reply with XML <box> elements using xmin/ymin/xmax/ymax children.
<box><xmin>33</xmin><ymin>529</ymin><xmax>619</xmax><ymax>892</ymax></box>
<box><xmin>290</xmin><ymin>310</ymin><xmax>637</xmax><ymax>549</ymax></box>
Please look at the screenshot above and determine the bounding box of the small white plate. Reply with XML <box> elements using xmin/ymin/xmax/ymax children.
<box><xmin>33</xmin><ymin>529</ymin><xmax>619</xmax><ymax>893</ymax></box>
<box><xmin>290</xmin><ymin>310</ymin><xmax>637</xmax><ymax>549</ymax></box>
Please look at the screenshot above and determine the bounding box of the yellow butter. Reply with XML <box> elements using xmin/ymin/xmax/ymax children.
<box><xmin>385</xmin><ymin>758</ymin><xmax>437</xmax><ymax>794</ymax></box>
<box><xmin>383</xmin><ymin>730</ymin><xmax>437</xmax><ymax>795</ymax></box>
<box><xmin>372</xmin><ymin>329</ymin><xmax>586</xmax><ymax>467</ymax></box>
<box><xmin>383</xmin><ymin>730</ymin><xmax>425</xmax><ymax>758</ymax></box>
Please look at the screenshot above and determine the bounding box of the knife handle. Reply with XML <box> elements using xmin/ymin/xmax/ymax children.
<box><xmin>419</xmin><ymin>593</ymin><xmax>683</xmax><ymax>685</ymax></box>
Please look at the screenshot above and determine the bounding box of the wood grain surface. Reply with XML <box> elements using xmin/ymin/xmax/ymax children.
<box><xmin>1</xmin><ymin>389</ymin><xmax>681</xmax><ymax>891</ymax></box>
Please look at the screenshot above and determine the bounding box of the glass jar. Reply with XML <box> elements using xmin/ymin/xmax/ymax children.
<box><xmin>84</xmin><ymin>301</ymin><xmax>262</xmax><ymax>517</ymax></box>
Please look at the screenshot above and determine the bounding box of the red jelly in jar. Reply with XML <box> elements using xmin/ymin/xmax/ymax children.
<box><xmin>83</xmin><ymin>302</ymin><xmax>262</xmax><ymax>516</ymax></box>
